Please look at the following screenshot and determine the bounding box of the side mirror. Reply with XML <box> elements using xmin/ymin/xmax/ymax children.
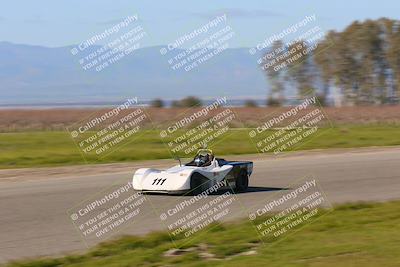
<box><xmin>174</xmin><ymin>156</ymin><xmax>182</xmax><ymax>166</ymax></box>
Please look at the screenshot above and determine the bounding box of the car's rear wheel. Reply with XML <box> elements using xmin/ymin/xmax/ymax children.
<box><xmin>235</xmin><ymin>169</ymin><xmax>249</xmax><ymax>193</ymax></box>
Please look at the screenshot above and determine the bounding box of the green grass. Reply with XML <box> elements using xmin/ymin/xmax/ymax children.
<box><xmin>0</xmin><ymin>124</ymin><xmax>399</xmax><ymax>169</ymax></box>
<box><xmin>4</xmin><ymin>201</ymin><xmax>400</xmax><ymax>267</ymax></box>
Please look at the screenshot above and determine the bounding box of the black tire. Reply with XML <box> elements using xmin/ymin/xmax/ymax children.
<box><xmin>235</xmin><ymin>169</ymin><xmax>249</xmax><ymax>193</ymax></box>
<box><xmin>190</xmin><ymin>173</ymin><xmax>209</xmax><ymax>195</ymax></box>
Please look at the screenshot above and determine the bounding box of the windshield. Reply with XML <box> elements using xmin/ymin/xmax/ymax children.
<box><xmin>185</xmin><ymin>150</ymin><xmax>214</xmax><ymax>167</ymax></box>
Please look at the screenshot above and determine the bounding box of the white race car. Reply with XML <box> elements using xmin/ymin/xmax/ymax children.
<box><xmin>132</xmin><ymin>149</ymin><xmax>253</xmax><ymax>195</ymax></box>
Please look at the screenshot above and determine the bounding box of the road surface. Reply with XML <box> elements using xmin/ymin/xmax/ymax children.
<box><xmin>1</xmin><ymin>147</ymin><xmax>399</xmax><ymax>263</ymax></box>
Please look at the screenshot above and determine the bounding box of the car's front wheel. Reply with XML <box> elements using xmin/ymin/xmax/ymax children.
<box><xmin>235</xmin><ymin>169</ymin><xmax>249</xmax><ymax>193</ymax></box>
<box><xmin>190</xmin><ymin>173</ymin><xmax>209</xmax><ymax>195</ymax></box>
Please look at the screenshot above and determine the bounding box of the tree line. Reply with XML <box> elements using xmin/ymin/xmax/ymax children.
<box><xmin>261</xmin><ymin>18</ymin><xmax>400</xmax><ymax>106</ymax></box>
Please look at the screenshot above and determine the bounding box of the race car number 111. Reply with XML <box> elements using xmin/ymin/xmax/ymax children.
<box><xmin>152</xmin><ymin>178</ymin><xmax>167</xmax><ymax>185</ymax></box>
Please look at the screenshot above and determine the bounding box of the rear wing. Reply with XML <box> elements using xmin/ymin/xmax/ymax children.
<box><xmin>217</xmin><ymin>159</ymin><xmax>253</xmax><ymax>175</ymax></box>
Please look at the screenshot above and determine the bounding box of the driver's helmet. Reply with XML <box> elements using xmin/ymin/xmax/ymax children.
<box><xmin>194</xmin><ymin>154</ymin><xmax>210</xmax><ymax>167</ymax></box>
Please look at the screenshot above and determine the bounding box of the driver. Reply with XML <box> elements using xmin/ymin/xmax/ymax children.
<box><xmin>194</xmin><ymin>154</ymin><xmax>212</xmax><ymax>167</ymax></box>
<box><xmin>194</xmin><ymin>154</ymin><xmax>210</xmax><ymax>167</ymax></box>
<box><xmin>186</xmin><ymin>149</ymin><xmax>214</xmax><ymax>167</ymax></box>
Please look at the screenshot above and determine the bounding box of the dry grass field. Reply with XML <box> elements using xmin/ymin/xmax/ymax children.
<box><xmin>0</xmin><ymin>106</ymin><xmax>399</xmax><ymax>132</ymax></box>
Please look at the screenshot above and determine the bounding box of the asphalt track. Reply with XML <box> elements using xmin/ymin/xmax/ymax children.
<box><xmin>1</xmin><ymin>147</ymin><xmax>400</xmax><ymax>263</ymax></box>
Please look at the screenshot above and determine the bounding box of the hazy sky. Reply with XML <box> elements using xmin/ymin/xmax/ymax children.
<box><xmin>1</xmin><ymin>0</ymin><xmax>398</xmax><ymax>48</ymax></box>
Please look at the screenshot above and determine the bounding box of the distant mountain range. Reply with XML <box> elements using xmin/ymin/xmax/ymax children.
<box><xmin>0</xmin><ymin>42</ymin><xmax>269</xmax><ymax>106</ymax></box>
